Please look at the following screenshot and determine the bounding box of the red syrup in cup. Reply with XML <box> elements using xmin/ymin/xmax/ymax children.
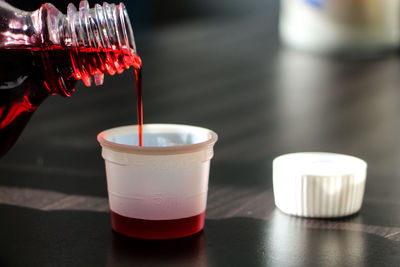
<box><xmin>110</xmin><ymin>210</ymin><xmax>206</xmax><ymax>239</ymax></box>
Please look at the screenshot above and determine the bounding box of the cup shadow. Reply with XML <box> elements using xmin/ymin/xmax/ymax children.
<box><xmin>1</xmin><ymin>204</ymin><xmax>398</xmax><ymax>267</ymax></box>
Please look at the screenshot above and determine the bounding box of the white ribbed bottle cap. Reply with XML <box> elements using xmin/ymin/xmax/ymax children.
<box><xmin>273</xmin><ymin>152</ymin><xmax>367</xmax><ymax>218</ymax></box>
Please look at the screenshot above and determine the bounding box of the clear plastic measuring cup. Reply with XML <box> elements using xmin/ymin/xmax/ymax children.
<box><xmin>97</xmin><ymin>124</ymin><xmax>218</xmax><ymax>239</ymax></box>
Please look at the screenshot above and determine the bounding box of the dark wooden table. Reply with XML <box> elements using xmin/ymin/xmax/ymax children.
<box><xmin>1</xmin><ymin>0</ymin><xmax>400</xmax><ymax>266</ymax></box>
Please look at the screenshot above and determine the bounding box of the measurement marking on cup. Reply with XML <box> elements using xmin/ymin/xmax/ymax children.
<box><xmin>151</xmin><ymin>194</ymin><xmax>181</xmax><ymax>209</ymax></box>
<box><xmin>108</xmin><ymin>191</ymin><xmax>145</xmax><ymax>201</ymax></box>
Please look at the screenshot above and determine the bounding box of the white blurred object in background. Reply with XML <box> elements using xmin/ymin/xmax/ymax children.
<box><xmin>279</xmin><ymin>0</ymin><xmax>400</xmax><ymax>56</ymax></box>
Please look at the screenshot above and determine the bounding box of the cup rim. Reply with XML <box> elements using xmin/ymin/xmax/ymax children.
<box><xmin>97</xmin><ymin>123</ymin><xmax>218</xmax><ymax>155</ymax></box>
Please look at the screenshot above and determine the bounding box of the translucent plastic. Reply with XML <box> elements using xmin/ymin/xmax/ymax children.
<box><xmin>0</xmin><ymin>0</ymin><xmax>137</xmax><ymax>91</ymax></box>
<box><xmin>0</xmin><ymin>0</ymin><xmax>139</xmax><ymax>157</ymax></box>
<box><xmin>97</xmin><ymin>124</ymin><xmax>218</xmax><ymax>239</ymax></box>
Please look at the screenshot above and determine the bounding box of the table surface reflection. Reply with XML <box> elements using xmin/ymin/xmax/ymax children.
<box><xmin>0</xmin><ymin>0</ymin><xmax>400</xmax><ymax>266</ymax></box>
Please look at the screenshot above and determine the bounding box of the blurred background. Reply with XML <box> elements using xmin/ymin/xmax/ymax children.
<box><xmin>6</xmin><ymin>0</ymin><xmax>275</xmax><ymax>30</ymax></box>
<box><xmin>1</xmin><ymin>0</ymin><xmax>400</xmax><ymax>198</ymax></box>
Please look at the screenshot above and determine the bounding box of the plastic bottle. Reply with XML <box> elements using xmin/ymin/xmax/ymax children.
<box><xmin>0</xmin><ymin>0</ymin><xmax>141</xmax><ymax>157</ymax></box>
<box><xmin>279</xmin><ymin>0</ymin><xmax>400</xmax><ymax>56</ymax></box>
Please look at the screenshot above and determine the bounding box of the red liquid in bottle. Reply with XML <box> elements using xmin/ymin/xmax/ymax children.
<box><xmin>0</xmin><ymin>45</ymin><xmax>142</xmax><ymax>156</ymax></box>
<box><xmin>110</xmin><ymin>210</ymin><xmax>206</xmax><ymax>239</ymax></box>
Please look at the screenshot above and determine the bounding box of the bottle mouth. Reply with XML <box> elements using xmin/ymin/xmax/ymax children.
<box><xmin>65</xmin><ymin>0</ymin><xmax>140</xmax><ymax>87</ymax></box>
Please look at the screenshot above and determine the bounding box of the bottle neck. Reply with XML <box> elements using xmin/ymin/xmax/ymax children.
<box><xmin>0</xmin><ymin>1</ymin><xmax>140</xmax><ymax>96</ymax></box>
<box><xmin>45</xmin><ymin>1</ymin><xmax>140</xmax><ymax>89</ymax></box>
